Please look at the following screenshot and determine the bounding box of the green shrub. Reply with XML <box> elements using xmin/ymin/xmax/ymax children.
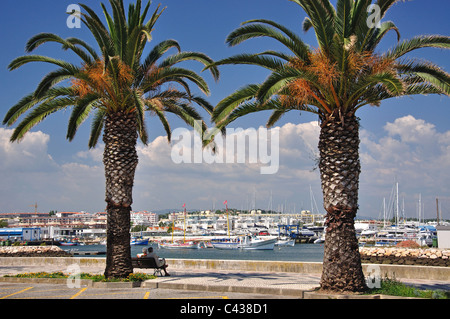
<box><xmin>367</xmin><ymin>276</ymin><xmax>448</xmax><ymax>299</ymax></box>
<box><xmin>5</xmin><ymin>272</ymin><xmax>156</xmax><ymax>282</ymax></box>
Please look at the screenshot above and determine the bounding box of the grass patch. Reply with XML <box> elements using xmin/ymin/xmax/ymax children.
<box><xmin>366</xmin><ymin>276</ymin><xmax>448</xmax><ymax>299</ymax></box>
<box><xmin>4</xmin><ymin>272</ymin><xmax>156</xmax><ymax>282</ymax></box>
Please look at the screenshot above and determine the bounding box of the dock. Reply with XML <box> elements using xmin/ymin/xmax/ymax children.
<box><xmin>70</xmin><ymin>251</ymin><xmax>106</xmax><ymax>256</ymax></box>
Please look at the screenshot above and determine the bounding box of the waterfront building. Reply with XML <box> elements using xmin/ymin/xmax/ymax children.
<box><xmin>131</xmin><ymin>211</ymin><xmax>158</xmax><ymax>226</ymax></box>
<box><xmin>437</xmin><ymin>226</ymin><xmax>450</xmax><ymax>248</ymax></box>
<box><xmin>0</xmin><ymin>227</ymin><xmax>41</xmax><ymax>242</ymax></box>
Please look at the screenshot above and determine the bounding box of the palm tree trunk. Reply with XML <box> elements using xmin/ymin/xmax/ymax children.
<box><xmin>318</xmin><ymin>113</ymin><xmax>367</xmax><ymax>292</ymax></box>
<box><xmin>103</xmin><ymin>110</ymin><xmax>138</xmax><ymax>278</ymax></box>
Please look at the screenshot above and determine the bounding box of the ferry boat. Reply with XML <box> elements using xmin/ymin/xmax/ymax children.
<box><xmin>211</xmin><ymin>235</ymin><xmax>277</xmax><ymax>250</ymax></box>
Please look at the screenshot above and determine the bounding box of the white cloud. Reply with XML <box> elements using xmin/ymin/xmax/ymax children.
<box><xmin>0</xmin><ymin>128</ymin><xmax>56</xmax><ymax>171</ymax></box>
<box><xmin>1</xmin><ymin>116</ymin><xmax>449</xmax><ymax>219</ymax></box>
<box><xmin>359</xmin><ymin>115</ymin><xmax>450</xmax><ymax>218</ymax></box>
<box><xmin>384</xmin><ymin>115</ymin><xmax>436</xmax><ymax>144</ymax></box>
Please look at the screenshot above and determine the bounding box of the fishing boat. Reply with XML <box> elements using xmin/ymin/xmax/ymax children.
<box><xmin>158</xmin><ymin>241</ymin><xmax>200</xmax><ymax>249</ymax></box>
<box><xmin>130</xmin><ymin>238</ymin><xmax>149</xmax><ymax>245</ymax></box>
<box><xmin>211</xmin><ymin>235</ymin><xmax>277</xmax><ymax>250</ymax></box>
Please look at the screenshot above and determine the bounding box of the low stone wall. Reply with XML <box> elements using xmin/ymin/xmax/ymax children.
<box><xmin>359</xmin><ymin>247</ymin><xmax>450</xmax><ymax>267</ymax></box>
<box><xmin>0</xmin><ymin>246</ymin><xmax>71</xmax><ymax>257</ymax></box>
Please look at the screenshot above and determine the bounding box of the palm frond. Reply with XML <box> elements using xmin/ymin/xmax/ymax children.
<box><xmin>26</xmin><ymin>33</ymin><xmax>94</xmax><ymax>64</ymax></box>
<box><xmin>206</xmin><ymin>53</ymin><xmax>285</xmax><ymax>72</ymax></box>
<box><xmin>159</xmin><ymin>51</ymin><xmax>219</xmax><ymax>81</ymax></box>
<box><xmin>67</xmin><ymin>94</ymin><xmax>99</xmax><ymax>141</ymax></box>
<box><xmin>10</xmin><ymin>97</ymin><xmax>75</xmax><ymax>142</ymax></box>
<box><xmin>386</xmin><ymin>35</ymin><xmax>450</xmax><ymax>60</ymax></box>
<box><xmin>88</xmin><ymin>108</ymin><xmax>106</xmax><ymax>149</ymax></box>
<box><xmin>290</xmin><ymin>0</ymin><xmax>335</xmax><ymax>52</ymax></box>
<box><xmin>131</xmin><ymin>89</ymin><xmax>149</xmax><ymax>144</ymax></box>
<box><xmin>226</xmin><ymin>22</ymin><xmax>310</xmax><ymax>61</ymax></box>
<box><xmin>212</xmin><ymin>84</ymin><xmax>260</xmax><ymax>123</ymax></box>
<box><xmin>3</xmin><ymin>87</ymin><xmax>75</xmax><ymax>126</ymax></box>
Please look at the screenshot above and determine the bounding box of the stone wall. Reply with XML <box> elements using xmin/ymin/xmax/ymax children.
<box><xmin>359</xmin><ymin>247</ymin><xmax>450</xmax><ymax>267</ymax></box>
<box><xmin>0</xmin><ymin>246</ymin><xmax>71</xmax><ymax>257</ymax></box>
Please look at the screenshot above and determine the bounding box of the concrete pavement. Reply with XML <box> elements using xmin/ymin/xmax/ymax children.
<box><xmin>1</xmin><ymin>263</ymin><xmax>450</xmax><ymax>299</ymax></box>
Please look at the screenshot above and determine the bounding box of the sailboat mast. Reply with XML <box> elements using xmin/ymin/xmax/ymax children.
<box><xmin>172</xmin><ymin>212</ymin><xmax>175</xmax><ymax>243</ymax></box>
<box><xmin>418</xmin><ymin>194</ymin><xmax>422</xmax><ymax>225</ymax></box>
<box><xmin>436</xmin><ymin>197</ymin><xmax>440</xmax><ymax>226</ymax></box>
<box><xmin>183</xmin><ymin>204</ymin><xmax>186</xmax><ymax>243</ymax></box>
<box><xmin>396</xmin><ymin>182</ymin><xmax>399</xmax><ymax>226</ymax></box>
<box><xmin>224</xmin><ymin>200</ymin><xmax>230</xmax><ymax>238</ymax></box>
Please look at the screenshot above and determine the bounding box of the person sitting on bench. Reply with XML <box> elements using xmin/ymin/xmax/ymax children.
<box><xmin>146</xmin><ymin>247</ymin><xmax>170</xmax><ymax>276</ymax></box>
<box><xmin>137</xmin><ymin>247</ymin><xmax>148</xmax><ymax>258</ymax></box>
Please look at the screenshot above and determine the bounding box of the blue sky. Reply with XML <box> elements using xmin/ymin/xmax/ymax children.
<box><xmin>0</xmin><ymin>0</ymin><xmax>449</xmax><ymax>219</ymax></box>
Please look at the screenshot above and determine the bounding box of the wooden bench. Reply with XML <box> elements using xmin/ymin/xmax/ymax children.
<box><xmin>131</xmin><ymin>257</ymin><xmax>166</xmax><ymax>276</ymax></box>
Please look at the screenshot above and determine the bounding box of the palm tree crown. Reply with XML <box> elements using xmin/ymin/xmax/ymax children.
<box><xmin>4</xmin><ymin>0</ymin><xmax>219</xmax><ymax>146</ymax></box>
<box><xmin>210</xmin><ymin>0</ymin><xmax>449</xmax><ymax>128</ymax></box>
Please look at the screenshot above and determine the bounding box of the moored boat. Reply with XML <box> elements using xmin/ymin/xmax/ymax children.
<box><xmin>211</xmin><ymin>235</ymin><xmax>277</xmax><ymax>250</ymax></box>
<box><xmin>130</xmin><ymin>238</ymin><xmax>149</xmax><ymax>245</ymax></box>
<box><xmin>158</xmin><ymin>241</ymin><xmax>200</xmax><ymax>249</ymax></box>
<box><xmin>275</xmin><ymin>237</ymin><xmax>295</xmax><ymax>247</ymax></box>
<box><xmin>60</xmin><ymin>241</ymin><xmax>78</xmax><ymax>246</ymax></box>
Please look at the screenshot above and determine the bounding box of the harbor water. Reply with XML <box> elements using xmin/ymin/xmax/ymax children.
<box><xmin>61</xmin><ymin>243</ymin><xmax>325</xmax><ymax>262</ymax></box>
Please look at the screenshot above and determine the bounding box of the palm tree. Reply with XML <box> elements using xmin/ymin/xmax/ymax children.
<box><xmin>3</xmin><ymin>0</ymin><xmax>219</xmax><ymax>278</ymax></box>
<box><xmin>207</xmin><ymin>0</ymin><xmax>449</xmax><ymax>292</ymax></box>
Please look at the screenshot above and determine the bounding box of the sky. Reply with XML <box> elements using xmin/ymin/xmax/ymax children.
<box><xmin>0</xmin><ymin>0</ymin><xmax>449</xmax><ymax>220</ymax></box>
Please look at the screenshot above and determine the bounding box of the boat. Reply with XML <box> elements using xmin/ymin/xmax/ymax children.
<box><xmin>158</xmin><ymin>241</ymin><xmax>200</xmax><ymax>249</ymax></box>
<box><xmin>130</xmin><ymin>238</ymin><xmax>149</xmax><ymax>245</ymax></box>
<box><xmin>313</xmin><ymin>234</ymin><xmax>325</xmax><ymax>244</ymax></box>
<box><xmin>60</xmin><ymin>241</ymin><xmax>78</xmax><ymax>246</ymax></box>
<box><xmin>202</xmin><ymin>241</ymin><xmax>214</xmax><ymax>248</ymax></box>
<box><xmin>211</xmin><ymin>235</ymin><xmax>277</xmax><ymax>250</ymax></box>
<box><xmin>275</xmin><ymin>236</ymin><xmax>295</xmax><ymax>247</ymax></box>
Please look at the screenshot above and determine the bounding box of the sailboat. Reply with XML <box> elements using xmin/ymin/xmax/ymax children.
<box><xmin>158</xmin><ymin>204</ymin><xmax>200</xmax><ymax>249</ymax></box>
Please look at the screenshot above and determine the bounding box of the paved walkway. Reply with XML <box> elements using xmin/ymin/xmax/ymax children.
<box><xmin>147</xmin><ymin>269</ymin><xmax>321</xmax><ymax>296</ymax></box>
<box><xmin>0</xmin><ymin>263</ymin><xmax>449</xmax><ymax>298</ymax></box>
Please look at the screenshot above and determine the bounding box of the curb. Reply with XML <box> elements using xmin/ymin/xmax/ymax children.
<box><xmin>141</xmin><ymin>280</ymin><xmax>306</xmax><ymax>297</ymax></box>
<box><xmin>302</xmin><ymin>291</ymin><xmax>413</xmax><ymax>299</ymax></box>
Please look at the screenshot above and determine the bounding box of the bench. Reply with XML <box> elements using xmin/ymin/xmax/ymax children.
<box><xmin>131</xmin><ymin>257</ymin><xmax>166</xmax><ymax>276</ymax></box>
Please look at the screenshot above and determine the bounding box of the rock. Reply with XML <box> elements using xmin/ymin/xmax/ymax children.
<box><xmin>0</xmin><ymin>245</ymin><xmax>71</xmax><ymax>257</ymax></box>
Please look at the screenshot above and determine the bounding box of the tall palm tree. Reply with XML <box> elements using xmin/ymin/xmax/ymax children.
<box><xmin>3</xmin><ymin>0</ymin><xmax>219</xmax><ymax>278</ymax></box>
<box><xmin>207</xmin><ymin>0</ymin><xmax>449</xmax><ymax>292</ymax></box>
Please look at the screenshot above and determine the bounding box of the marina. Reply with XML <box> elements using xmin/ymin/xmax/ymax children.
<box><xmin>61</xmin><ymin>242</ymin><xmax>326</xmax><ymax>262</ymax></box>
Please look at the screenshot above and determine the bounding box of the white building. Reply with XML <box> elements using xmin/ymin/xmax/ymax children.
<box><xmin>131</xmin><ymin>211</ymin><xmax>158</xmax><ymax>226</ymax></box>
<box><xmin>437</xmin><ymin>226</ymin><xmax>450</xmax><ymax>249</ymax></box>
